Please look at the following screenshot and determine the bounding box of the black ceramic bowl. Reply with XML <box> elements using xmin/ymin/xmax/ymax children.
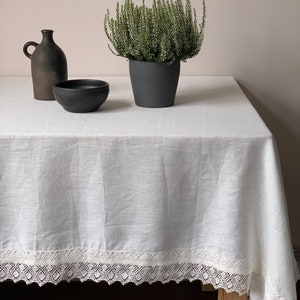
<box><xmin>53</xmin><ymin>79</ymin><xmax>109</xmax><ymax>113</ymax></box>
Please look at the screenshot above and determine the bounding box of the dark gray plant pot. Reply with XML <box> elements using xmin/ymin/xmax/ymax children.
<box><xmin>129</xmin><ymin>60</ymin><xmax>180</xmax><ymax>108</ymax></box>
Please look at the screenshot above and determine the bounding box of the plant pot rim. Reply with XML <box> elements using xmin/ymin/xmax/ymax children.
<box><xmin>129</xmin><ymin>59</ymin><xmax>180</xmax><ymax>65</ymax></box>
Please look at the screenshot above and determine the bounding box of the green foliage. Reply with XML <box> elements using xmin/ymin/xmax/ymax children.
<box><xmin>104</xmin><ymin>0</ymin><xmax>206</xmax><ymax>63</ymax></box>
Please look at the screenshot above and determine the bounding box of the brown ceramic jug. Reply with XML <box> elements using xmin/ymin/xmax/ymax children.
<box><xmin>23</xmin><ymin>29</ymin><xmax>68</xmax><ymax>100</ymax></box>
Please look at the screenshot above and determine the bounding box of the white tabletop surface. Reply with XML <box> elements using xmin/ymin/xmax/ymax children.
<box><xmin>0</xmin><ymin>76</ymin><xmax>298</xmax><ymax>300</ymax></box>
<box><xmin>0</xmin><ymin>76</ymin><xmax>270</xmax><ymax>138</ymax></box>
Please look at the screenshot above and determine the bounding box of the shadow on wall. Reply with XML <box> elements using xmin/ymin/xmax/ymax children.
<box><xmin>237</xmin><ymin>81</ymin><xmax>300</xmax><ymax>250</ymax></box>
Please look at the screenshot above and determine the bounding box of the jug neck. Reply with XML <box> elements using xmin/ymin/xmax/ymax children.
<box><xmin>41</xmin><ymin>29</ymin><xmax>55</xmax><ymax>44</ymax></box>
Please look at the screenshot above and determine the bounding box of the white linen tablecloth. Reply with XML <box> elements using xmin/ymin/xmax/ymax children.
<box><xmin>0</xmin><ymin>76</ymin><xmax>298</xmax><ymax>299</ymax></box>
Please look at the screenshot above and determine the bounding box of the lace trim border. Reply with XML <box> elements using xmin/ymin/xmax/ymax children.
<box><xmin>0</xmin><ymin>248</ymin><xmax>249</xmax><ymax>295</ymax></box>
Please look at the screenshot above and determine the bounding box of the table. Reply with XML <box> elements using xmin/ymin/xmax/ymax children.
<box><xmin>0</xmin><ymin>76</ymin><xmax>298</xmax><ymax>300</ymax></box>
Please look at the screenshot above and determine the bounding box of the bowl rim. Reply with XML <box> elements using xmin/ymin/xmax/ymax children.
<box><xmin>54</xmin><ymin>79</ymin><xmax>109</xmax><ymax>91</ymax></box>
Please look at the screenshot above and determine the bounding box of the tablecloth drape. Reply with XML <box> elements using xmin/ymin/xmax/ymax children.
<box><xmin>0</xmin><ymin>76</ymin><xmax>298</xmax><ymax>299</ymax></box>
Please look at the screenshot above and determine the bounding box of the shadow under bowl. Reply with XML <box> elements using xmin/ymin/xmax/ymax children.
<box><xmin>53</xmin><ymin>79</ymin><xmax>109</xmax><ymax>113</ymax></box>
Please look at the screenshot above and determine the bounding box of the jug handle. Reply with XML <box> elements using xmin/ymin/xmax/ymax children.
<box><xmin>23</xmin><ymin>41</ymin><xmax>39</xmax><ymax>59</ymax></box>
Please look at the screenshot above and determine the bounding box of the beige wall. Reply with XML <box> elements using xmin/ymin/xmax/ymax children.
<box><xmin>1</xmin><ymin>0</ymin><xmax>300</xmax><ymax>247</ymax></box>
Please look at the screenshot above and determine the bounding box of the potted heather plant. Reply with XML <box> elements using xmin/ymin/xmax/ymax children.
<box><xmin>104</xmin><ymin>0</ymin><xmax>206</xmax><ymax>108</ymax></box>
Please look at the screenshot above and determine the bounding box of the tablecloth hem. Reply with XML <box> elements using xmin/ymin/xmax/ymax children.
<box><xmin>0</xmin><ymin>248</ymin><xmax>294</xmax><ymax>299</ymax></box>
<box><xmin>0</xmin><ymin>248</ymin><xmax>250</xmax><ymax>293</ymax></box>
<box><xmin>0</xmin><ymin>261</ymin><xmax>250</xmax><ymax>293</ymax></box>
<box><xmin>1</xmin><ymin>256</ymin><xmax>293</xmax><ymax>299</ymax></box>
